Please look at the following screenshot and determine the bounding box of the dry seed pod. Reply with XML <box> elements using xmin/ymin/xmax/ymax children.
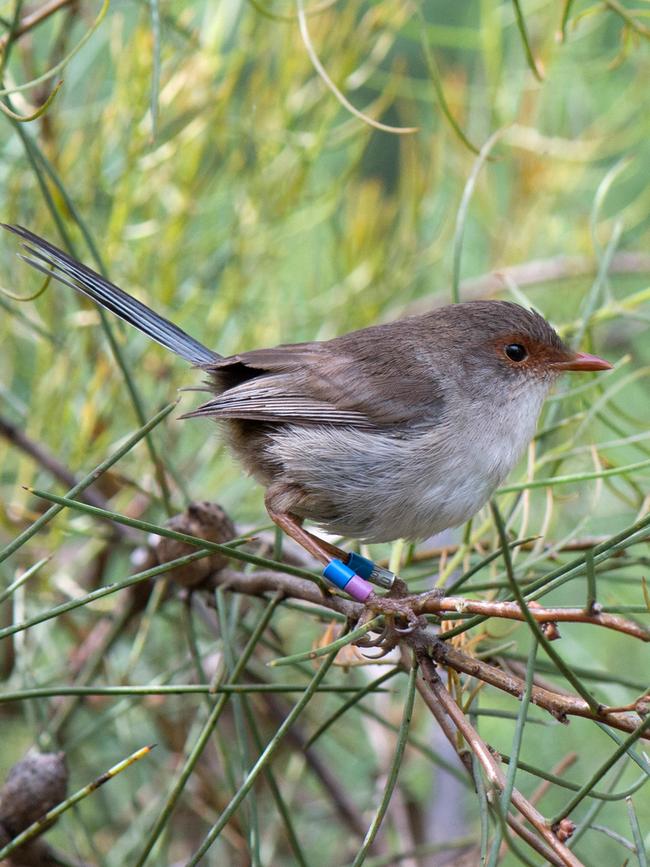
<box><xmin>0</xmin><ymin>751</ymin><xmax>68</xmax><ymax>836</ymax></box>
<box><xmin>156</xmin><ymin>501</ymin><xmax>236</xmax><ymax>588</ymax></box>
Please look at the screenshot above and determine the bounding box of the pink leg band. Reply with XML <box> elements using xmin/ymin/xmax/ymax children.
<box><xmin>345</xmin><ymin>574</ymin><xmax>374</xmax><ymax>603</ymax></box>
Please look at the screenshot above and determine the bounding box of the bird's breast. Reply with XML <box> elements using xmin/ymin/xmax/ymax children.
<box><xmin>264</xmin><ymin>383</ymin><xmax>548</xmax><ymax>543</ymax></box>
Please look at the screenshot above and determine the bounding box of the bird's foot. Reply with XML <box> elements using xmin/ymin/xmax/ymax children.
<box><xmin>367</xmin><ymin>578</ymin><xmax>425</xmax><ymax>634</ymax></box>
<box><xmin>354</xmin><ymin>581</ymin><xmax>443</xmax><ymax>656</ymax></box>
<box><xmin>322</xmin><ymin>557</ymin><xmax>439</xmax><ymax>653</ymax></box>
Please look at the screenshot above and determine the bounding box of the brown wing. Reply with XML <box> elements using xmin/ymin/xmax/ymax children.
<box><xmin>184</xmin><ymin>319</ymin><xmax>446</xmax><ymax>430</ymax></box>
<box><xmin>182</xmin><ymin>372</ymin><xmax>374</xmax><ymax>427</ymax></box>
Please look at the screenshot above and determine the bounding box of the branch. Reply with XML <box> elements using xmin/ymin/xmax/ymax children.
<box><xmin>212</xmin><ymin>569</ymin><xmax>650</xmax><ymax>740</ymax></box>
<box><xmin>417</xmin><ymin>655</ymin><xmax>584</xmax><ymax>867</ymax></box>
<box><xmin>404</xmin><ymin>251</ymin><xmax>650</xmax><ymax>315</ymax></box>
<box><xmin>0</xmin><ymin>0</ymin><xmax>76</xmax><ymax>49</ymax></box>
<box><xmin>431</xmin><ymin>641</ymin><xmax>649</xmax><ymax>738</ymax></box>
<box><xmin>422</xmin><ymin>596</ymin><xmax>649</xmax><ymax>642</ymax></box>
<box><xmin>216</xmin><ymin>568</ymin><xmax>358</xmax><ymax>618</ymax></box>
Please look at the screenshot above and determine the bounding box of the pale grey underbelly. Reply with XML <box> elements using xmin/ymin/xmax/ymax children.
<box><xmin>265</xmin><ymin>419</ymin><xmax>531</xmax><ymax>543</ymax></box>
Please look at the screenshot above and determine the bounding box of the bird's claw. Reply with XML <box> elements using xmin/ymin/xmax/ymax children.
<box><xmin>351</xmin><ymin>586</ymin><xmax>433</xmax><ymax>652</ymax></box>
<box><xmin>360</xmin><ymin>638</ymin><xmax>399</xmax><ymax>659</ymax></box>
<box><xmin>350</xmin><ymin>576</ymin><xmax>442</xmax><ymax>653</ymax></box>
<box><xmin>355</xmin><ymin>623</ymin><xmax>391</xmax><ymax>648</ymax></box>
<box><xmin>368</xmin><ymin>591</ymin><xmax>422</xmax><ymax>624</ymax></box>
<box><xmin>393</xmin><ymin>617</ymin><xmax>419</xmax><ymax>635</ymax></box>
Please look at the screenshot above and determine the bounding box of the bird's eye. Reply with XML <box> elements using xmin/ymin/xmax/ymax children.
<box><xmin>504</xmin><ymin>343</ymin><xmax>527</xmax><ymax>362</ymax></box>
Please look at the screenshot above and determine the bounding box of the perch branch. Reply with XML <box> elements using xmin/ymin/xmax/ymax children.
<box><xmin>420</xmin><ymin>596</ymin><xmax>649</xmax><ymax>642</ymax></box>
<box><xmin>211</xmin><ymin>569</ymin><xmax>650</xmax><ymax>740</ymax></box>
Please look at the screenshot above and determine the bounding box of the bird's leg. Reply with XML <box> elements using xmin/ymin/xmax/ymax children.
<box><xmin>266</xmin><ymin>503</ymin><xmax>439</xmax><ymax>645</ymax></box>
<box><xmin>285</xmin><ymin>519</ymin><xmax>398</xmax><ymax>589</ymax></box>
<box><xmin>265</xmin><ymin>487</ymin><xmax>379</xmax><ymax>603</ymax></box>
<box><xmin>266</xmin><ymin>508</ymin><xmax>332</xmax><ymax>567</ymax></box>
<box><xmin>265</xmin><ymin>505</ymin><xmax>374</xmax><ymax>603</ymax></box>
<box><xmin>293</xmin><ymin>524</ymin><xmax>350</xmax><ymax>562</ymax></box>
<box><xmin>264</xmin><ymin>488</ymin><xmax>394</xmax><ymax>584</ymax></box>
<box><xmin>274</xmin><ymin>518</ymin><xmax>395</xmax><ymax>589</ymax></box>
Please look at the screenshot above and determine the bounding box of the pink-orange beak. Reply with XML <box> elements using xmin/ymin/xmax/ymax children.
<box><xmin>552</xmin><ymin>352</ymin><xmax>613</xmax><ymax>372</ymax></box>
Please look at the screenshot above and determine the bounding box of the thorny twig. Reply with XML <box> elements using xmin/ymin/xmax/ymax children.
<box><xmin>209</xmin><ymin>568</ymin><xmax>650</xmax><ymax>738</ymax></box>
<box><xmin>416</xmin><ymin>595</ymin><xmax>649</xmax><ymax>642</ymax></box>
<box><xmin>417</xmin><ymin>655</ymin><xmax>583</xmax><ymax>867</ymax></box>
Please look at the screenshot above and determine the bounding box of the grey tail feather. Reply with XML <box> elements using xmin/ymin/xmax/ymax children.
<box><xmin>2</xmin><ymin>224</ymin><xmax>221</xmax><ymax>366</ymax></box>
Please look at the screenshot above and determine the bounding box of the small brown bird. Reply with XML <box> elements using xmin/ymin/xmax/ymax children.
<box><xmin>4</xmin><ymin>225</ymin><xmax>612</xmax><ymax>612</ymax></box>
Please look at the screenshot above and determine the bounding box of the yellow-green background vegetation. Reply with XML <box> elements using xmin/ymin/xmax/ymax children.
<box><xmin>0</xmin><ymin>1</ymin><xmax>648</xmax><ymax>865</ymax></box>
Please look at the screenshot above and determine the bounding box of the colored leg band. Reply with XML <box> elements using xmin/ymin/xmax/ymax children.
<box><xmin>323</xmin><ymin>559</ymin><xmax>356</xmax><ymax>589</ymax></box>
<box><xmin>346</xmin><ymin>552</ymin><xmax>374</xmax><ymax>580</ymax></box>
<box><xmin>346</xmin><ymin>552</ymin><xmax>396</xmax><ymax>590</ymax></box>
<box><xmin>345</xmin><ymin>574</ymin><xmax>374</xmax><ymax>603</ymax></box>
<box><xmin>323</xmin><ymin>560</ymin><xmax>373</xmax><ymax>603</ymax></box>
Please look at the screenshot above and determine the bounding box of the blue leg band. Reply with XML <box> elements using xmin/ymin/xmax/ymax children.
<box><xmin>323</xmin><ymin>559</ymin><xmax>356</xmax><ymax>590</ymax></box>
<box><xmin>347</xmin><ymin>552</ymin><xmax>396</xmax><ymax>589</ymax></box>
<box><xmin>346</xmin><ymin>552</ymin><xmax>374</xmax><ymax>581</ymax></box>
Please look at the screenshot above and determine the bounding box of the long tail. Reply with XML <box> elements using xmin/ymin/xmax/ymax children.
<box><xmin>3</xmin><ymin>224</ymin><xmax>220</xmax><ymax>366</ymax></box>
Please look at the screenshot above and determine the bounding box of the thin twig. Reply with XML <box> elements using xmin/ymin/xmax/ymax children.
<box><xmin>418</xmin><ymin>656</ymin><xmax>584</xmax><ymax>867</ymax></box>
<box><xmin>403</xmin><ymin>251</ymin><xmax>650</xmax><ymax>316</ymax></box>
<box><xmin>423</xmin><ymin>596</ymin><xmax>648</xmax><ymax>642</ymax></box>
<box><xmin>0</xmin><ymin>412</ymin><xmax>135</xmax><ymax>540</ymax></box>
<box><xmin>0</xmin><ymin>0</ymin><xmax>76</xmax><ymax>49</ymax></box>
